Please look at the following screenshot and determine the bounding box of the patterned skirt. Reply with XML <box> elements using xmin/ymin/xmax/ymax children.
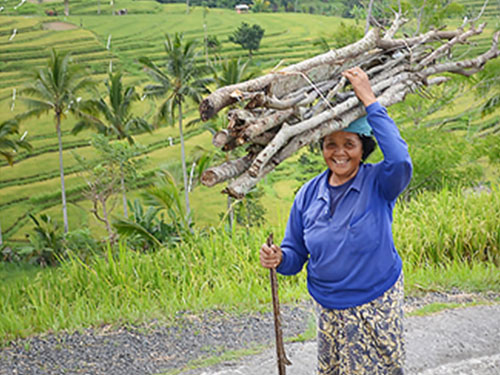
<box><xmin>315</xmin><ymin>274</ymin><xmax>405</xmax><ymax>375</ymax></box>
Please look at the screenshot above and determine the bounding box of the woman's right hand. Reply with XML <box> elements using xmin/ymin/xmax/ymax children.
<box><xmin>342</xmin><ymin>67</ymin><xmax>377</xmax><ymax>107</ymax></box>
<box><xmin>260</xmin><ymin>243</ymin><xmax>283</xmax><ymax>269</ymax></box>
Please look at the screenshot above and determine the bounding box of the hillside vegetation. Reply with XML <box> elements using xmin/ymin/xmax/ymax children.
<box><xmin>1</xmin><ymin>2</ymin><xmax>344</xmax><ymax>241</ymax></box>
<box><xmin>0</xmin><ymin>0</ymin><xmax>498</xmax><ymax>243</ymax></box>
<box><xmin>0</xmin><ymin>0</ymin><xmax>499</xmax><ymax>343</ymax></box>
<box><xmin>1</xmin><ymin>0</ymin><xmax>499</xmax><ymax>243</ymax></box>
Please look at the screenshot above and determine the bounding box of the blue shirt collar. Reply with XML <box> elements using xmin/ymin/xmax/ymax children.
<box><xmin>317</xmin><ymin>165</ymin><xmax>365</xmax><ymax>202</ymax></box>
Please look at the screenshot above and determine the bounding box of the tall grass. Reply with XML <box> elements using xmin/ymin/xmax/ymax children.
<box><xmin>395</xmin><ymin>186</ymin><xmax>500</xmax><ymax>266</ymax></box>
<box><xmin>1</xmin><ymin>186</ymin><xmax>499</xmax><ymax>343</ymax></box>
<box><xmin>0</xmin><ymin>226</ymin><xmax>306</xmax><ymax>343</ymax></box>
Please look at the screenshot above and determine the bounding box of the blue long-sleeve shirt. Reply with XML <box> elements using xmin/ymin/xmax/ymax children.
<box><xmin>277</xmin><ymin>101</ymin><xmax>412</xmax><ymax>309</ymax></box>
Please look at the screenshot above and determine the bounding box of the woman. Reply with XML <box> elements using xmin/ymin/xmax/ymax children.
<box><xmin>260</xmin><ymin>67</ymin><xmax>412</xmax><ymax>375</ymax></box>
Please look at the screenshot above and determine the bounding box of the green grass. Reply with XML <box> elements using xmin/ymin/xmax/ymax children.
<box><xmin>158</xmin><ymin>346</ymin><xmax>266</xmax><ymax>375</ymax></box>
<box><xmin>1</xmin><ymin>186</ymin><xmax>500</xmax><ymax>343</ymax></box>
<box><xmin>408</xmin><ymin>302</ymin><xmax>465</xmax><ymax>316</ymax></box>
<box><xmin>404</xmin><ymin>259</ymin><xmax>500</xmax><ymax>294</ymax></box>
<box><xmin>395</xmin><ymin>186</ymin><xmax>500</xmax><ymax>266</ymax></box>
<box><xmin>287</xmin><ymin>312</ymin><xmax>317</xmax><ymax>343</ymax></box>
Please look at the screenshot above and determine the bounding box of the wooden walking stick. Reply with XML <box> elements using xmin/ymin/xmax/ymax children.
<box><xmin>267</xmin><ymin>233</ymin><xmax>292</xmax><ymax>375</ymax></box>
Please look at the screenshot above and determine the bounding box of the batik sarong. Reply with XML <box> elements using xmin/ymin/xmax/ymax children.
<box><xmin>316</xmin><ymin>274</ymin><xmax>405</xmax><ymax>375</ymax></box>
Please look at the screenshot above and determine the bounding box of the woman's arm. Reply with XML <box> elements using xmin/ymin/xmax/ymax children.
<box><xmin>343</xmin><ymin>67</ymin><xmax>412</xmax><ymax>200</ymax></box>
<box><xmin>258</xmin><ymin>197</ymin><xmax>309</xmax><ymax>275</ymax></box>
<box><xmin>277</xmin><ymin>199</ymin><xmax>309</xmax><ymax>275</ymax></box>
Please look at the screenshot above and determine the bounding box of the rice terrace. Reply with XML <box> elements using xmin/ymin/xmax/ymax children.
<box><xmin>0</xmin><ymin>0</ymin><xmax>500</xmax><ymax>374</ymax></box>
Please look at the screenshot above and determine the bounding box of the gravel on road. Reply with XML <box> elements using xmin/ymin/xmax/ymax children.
<box><xmin>1</xmin><ymin>291</ymin><xmax>499</xmax><ymax>375</ymax></box>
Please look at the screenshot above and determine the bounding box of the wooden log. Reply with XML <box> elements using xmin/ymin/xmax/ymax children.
<box><xmin>200</xmin><ymin>153</ymin><xmax>255</xmax><ymax>187</ymax></box>
<box><xmin>200</xmin><ymin>20</ymin><xmax>500</xmax><ymax>198</ymax></box>
<box><xmin>376</xmin><ymin>29</ymin><xmax>462</xmax><ymax>49</ymax></box>
<box><xmin>421</xmin><ymin>31</ymin><xmax>499</xmax><ymax>77</ymax></box>
<box><xmin>199</xmin><ymin>29</ymin><xmax>380</xmax><ymax>120</ymax></box>
<box><xmin>416</xmin><ymin>23</ymin><xmax>486</xmax><ymax>69</ymax></box>
<box><xmin>246</xmin><ymin>70</ymin><xmax>413</xmax><ymax>178</ymax></box>
<box><xmin>225</xmin><ymin>82</ymin><xmax>413</xmax><ymax>198</ymax></box>
<box><xmin>213</xmin><ymin>129</ymin><xmax>230</xmax><ymax>148</ymax></box>
<box><xmin>241</xmin><ymin>108</ymin><xmax>295</xmax><ymax>142</ymax></box>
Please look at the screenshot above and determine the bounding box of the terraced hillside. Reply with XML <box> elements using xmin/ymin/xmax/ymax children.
<box><xmin>0</xmin><ymin>2</ymin><xmax>338</xmax><ymax>242</ymax></box>
<box><xmin>0</xmin><ymin>0</ymin><xmax>499</xmax><ymax>244</ymax></box>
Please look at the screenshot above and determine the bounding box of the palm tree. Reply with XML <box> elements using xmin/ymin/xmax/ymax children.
<box><xmin>64</xmin><ymin>0</ymin><xmax>69</xmax><ymax>16</ymax></box>
<box><xmin>213</xmin><ymin>57</ymin><xmax>255</xmax><ymax>88</ymax></box>
<box><xmin>0</xmin><ymin>119</ymin><xmax>31</xmax><ymax>246</ymax></box>
<box><xmin>72</xmin><ymin>72</ymin><xmax>152</xmax><ymax>216</ymax></box>
<box><xmin>73</xmin><ymin>72</ymin><xmax>150</xmax><ymax>143</ymax></box>
<box><xmin>0</xmin><ymin>119</ymin><xmax>31</xmax><ymax>166</ymax></box>
<box><xmin>139</xmin><ymin>33</ymin><xmax>212</xmax><ymax>220</ymax></box>
<box><xmin>18</xmin><ymin>49</ymin><xmax>94</xmax><ymax>233</ymax></box>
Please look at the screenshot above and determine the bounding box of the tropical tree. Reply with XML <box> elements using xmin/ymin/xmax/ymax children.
<box><xmin>477</xmin><ymin>59</ymin><xmax>500</xmax><ymax>135</ymax></box>
<box><xmin>228</xmin><ymin>23</ymin><xmax>265</xmax><ymax>57</ymax></box>
<box><xmin>213</xmin><ymin>57</ymin><xmax>256</xmax><ymax>88</ymax></box>
<box><xmin>97</xmin><ymin>135</ymin><xmax>146</xmax><ymax>217</ymax></box>
<box><xmin>206</xmin><ymin>35</ymin><xmax>221</xmax><ymax>54</ymax></box>
<box><xmin>72</xmin><ymin>72</ymin><xmax>152</xmax><ymax>216</ymax></box>
<box><xmin>0</xmin><ymin>119</ymin><xmax>31</xmax><ymax>246</ymax></box>
<box><xmin>113</xmin><ymin>173</ymin><xmax>192</xmax><ymax>250</ymax></box>
<box><xmin>0</xmin><ymin>119</ymin><xmax>31</xmax><ymax>166</ymax></box>
<box><xmin>17</xmin><ymin>49</ymin><xmax>94</xmax><ymax>233</ymax></box>
<box><xmin>251</xmin><ymin>0</ymin><xmax>271</xmax><ymax>12</ymax></box>
<box><xmin>139</xmin><ymin>33</ymin><xmax>213</xmax><ymax>220</ymax></box>
<box><xmin>313</xmin><ymin>21</ymin><xmax>364</xmax><ymax>52</ymax></box>
<box><xmin>72</xmin><ymin>134</ymin><xmax>146</xmax><ymax>242</ymax></box>
<box><xmin>73</xmin><ymin>72</ymin><xmax>150</xmax><ymax>142</ymax></box>
<box><xmin>73</xmin><ymin>150</ymin><xmax>120</xmax><ymax>244</ymax></box>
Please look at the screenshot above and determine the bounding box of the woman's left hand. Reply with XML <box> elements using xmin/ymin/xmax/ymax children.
<box><xmin>342</xmin><ymin>67</ymin><xmax>377</xmax><ymax>107</ymax></box>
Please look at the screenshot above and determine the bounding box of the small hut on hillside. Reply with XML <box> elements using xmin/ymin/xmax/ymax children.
<box><xmin>235</xmin><ymin>4</ymin><xmax>250</xmax><ymax>13</ymax></box>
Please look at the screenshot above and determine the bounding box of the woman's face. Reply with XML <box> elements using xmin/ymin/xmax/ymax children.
<box><xmin>322</xmin><ymin>131</ymin><xmax>363</xmax><ymax>185</ymax></box>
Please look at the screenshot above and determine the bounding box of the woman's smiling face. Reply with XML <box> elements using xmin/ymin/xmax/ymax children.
<box><xmin>322</xmin><ymin>131</ymin><xmax>363</xmax><ymax>186</ymax></box>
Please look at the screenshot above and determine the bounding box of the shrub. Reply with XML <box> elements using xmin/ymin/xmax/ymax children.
<box><xmin>228</xmin><ymin>22</ymin><xmax>265</xmax><ymax>56</ymax></box>
<box><xmin>401</xmin><ymin>127</ymin><xmax>484</xmax><ymax>199</ymax></box>
<box><xmin>14</xmin><ymin>215</ymin><xmax>100</xmax><ymax>266</ymax></box>
<box><xmin>113</xmin><ymin>199</ymin><xmax>181</xmax><ymax>251</ymax></box>
<box><xmin>65</xmin><ymin>228</ymin><xmax>101</xmax><ymax>262</ymax></box>
<box><xmin>206</xmin><ymin>34</ymin><xmax>221</xmax><ymax>52</ymax></box>
<box><xmin>17</xmin><ymin>214</ymin><xmax>66</xmax><ymax>267</ymax></box>
<box><xmin>330</xmin><ymin>21</ymin><xmax>364</xmax><ymax>49</ymax></box>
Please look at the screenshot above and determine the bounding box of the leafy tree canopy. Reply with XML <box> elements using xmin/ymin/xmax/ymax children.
<box><xmin>228</xmin><ymin>22</ymin><xmax>265</xmax><ymax>56</ymax></box>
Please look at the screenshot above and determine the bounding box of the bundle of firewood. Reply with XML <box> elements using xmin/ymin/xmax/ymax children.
<box><xmin>199</xmin><ymin>17</ymin><xmax>500</xmax><ymax>198</ymax></box>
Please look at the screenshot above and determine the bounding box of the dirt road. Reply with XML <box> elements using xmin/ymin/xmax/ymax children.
<box><xmin>182</xmin><ymin>304</ymin><xmax>500</xmax><ymax>375</ymax></box>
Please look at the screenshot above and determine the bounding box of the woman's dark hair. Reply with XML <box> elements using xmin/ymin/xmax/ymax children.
<box><xmin>359</xmin><ymin>134</ymin><xmax>377</xmax><ymax>162</ymax></box>
<box><xmin>319</xmin><ymin>134</ymin><xmax>377</xmax><ymax>162</ymax></box>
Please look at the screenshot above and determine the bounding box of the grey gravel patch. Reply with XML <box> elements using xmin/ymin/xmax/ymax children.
<box><xmin>183</xmin><ymin>304</ymin><xmax>500</xmax><ymax>375</ymax></box>
<box><xmin>1</xmin><ymin>292</ymin><xmax>499</xmax><ymax>375</ymax></box>
<box><xmin>0</xmin><ymin>304</ymin><xmax>314</xmax><ymax>375</ymax></box>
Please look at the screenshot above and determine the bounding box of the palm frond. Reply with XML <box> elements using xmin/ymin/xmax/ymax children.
<box><xmin>112</xmin><ymin>217</ymin><xmax>163</xmax><ymax>248</ymax></box>
<box><xmin>0</xmin><ymin>119</ymin><xmax>32</xmax><ymax>165</ymax></box>
<box><xmin>16</xmin><ymin>104</ymin><xmax>52</xmax><ymax>120</ymax></box>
